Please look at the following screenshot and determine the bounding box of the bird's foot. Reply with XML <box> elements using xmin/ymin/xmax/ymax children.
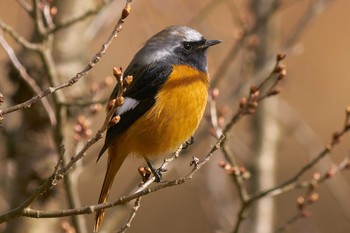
<box><xmin>182</xmin><ymin>136</ymin><xmax>194</xmax><ymax>150</ymax></box>
<box><xmin>146</xmin><ymin>158</ymin><xmax>166</xmax><ymax>183</ymax></box>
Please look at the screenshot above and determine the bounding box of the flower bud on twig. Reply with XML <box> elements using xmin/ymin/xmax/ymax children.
<box><xmin>123</xmin><ymin>75</ymin><xmax>133</xmax><ymax>86</ymax></box>
<box><xmin>108</xmin><ymin>116</ymin><xmax>121</xmax><ymax>127</ymax></box>
<box><xmin>276</xmin><ymin>53</ymin><xmax>286</xmax><ymax>61</ymax></box>
<box><xmin>297</xmin><ymin>196</ymin><xmax>305</xmax><ymax>210</ymax></box>
<box><xmin>113</xmin><ymin>67</ymin><xmax>123</xmax><ymax>79</ymax></box>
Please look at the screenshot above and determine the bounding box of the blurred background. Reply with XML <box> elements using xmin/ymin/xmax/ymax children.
<box><xmin>1</xmin><ymin>0</ymin><xmax>350</xmax><ymax>233</ymax></box>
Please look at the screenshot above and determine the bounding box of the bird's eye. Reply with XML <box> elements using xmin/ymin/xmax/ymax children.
<box><xmin>183</xmin><ymin>42</ymin><xmax>192</xmax><ymax>50</ymax></box>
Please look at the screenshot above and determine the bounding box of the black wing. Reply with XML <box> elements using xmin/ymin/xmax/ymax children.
<box><xmin>97</xmin><ymin>62</ymin><xmax>172</xmax><ymax>161</ymax></box>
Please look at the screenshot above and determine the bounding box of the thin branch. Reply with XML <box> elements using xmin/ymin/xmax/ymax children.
<box><xmin>0</xmin><ymin>19</ymin><xmax>40</xmax><ymax>51</ymax></box>
<box><xmin>211</xmin><ymin>2</ymin><xmax>281</xmax><ymax>88</ymax></box>
<box><xmin>0</xmin><ymin>85</ymin><xmax>60</xmax><ymax>116</ymax></box>
<box><xmin>213</xmin><ymin>0</ymin><xmax>332</xmax><ymax>93</ymax></box>
<box><xmin>208</xmin><ymin>91</ymin><xmax>223</xmax><ymax>137</ymax></box>
<box><xmin>282</xmin><ymin>0</ymin><xmax>334</xmax><ymax>49</ymax></box>
<box><xmin>116</xmin><ymin>197</ymin><xmax>142</xmax><ymax>233</ymax></box>
<box><xmin>232</xmin><ymin>201</ymin><xmax>252</xmax><ymax>233</ymax></box>
<box><xmin>32</xmin><ymin>0</ymin><xmax>47</xmax><ymax>36</ymax></box>
<box><xmin>0</xmin><ymin>0</ymin><xmax>133</xmax><ymax>118</ymax></box>
<box><xmin>0</xmin><ymin>136</ymin><xmax>224</xmax><ymax>220</ymax></box>
<box><xmin>84</xmin><ymin>0</ymin><xmax>123</xmax><ymax>41</ymax></box>
<box><xmin>207</xmin><ymin>90</ymin><xmax>250</xmax><ymax>203</ymax></box>
<box><xmin>222</xmin><ymin>145</ymin><xmax>249</xmax><ymax>202</ymax></box>
<box><xmin>0</xmin><ymin>40</ymin><xmax>287</xmax><ymax>230</ymax></box>
<box><xmin>32</xmin><ymin>0</ymin><xmax>57</xmax><ymax>92</ymax></box>
<box><xmin>97</xmin><ymin>140</ymin><xmax>347</xmax><ymax>233</ymax></box>
<box><xmin>0</xmin><ymin>0</ymin><xmax>133</xmax><ymax>223</ymax></box>
<box><xmin>0</xmin><ymin>31</ymin><xmax>57</xmax><ymax>125</ymax></box>
<box><xmin>275</xmin><ymin>156</ymin><xmax>350</xmax><ymax>233</ymax></box>
<box><xmin>275</xmin><ymin>212</ymin><xmax>302</xmax><ymax>233</ymax></box>
<box><xmin>1</xmin><ymin>66</ymin><xmax>129</xmax><ymax>224</ymax></box>
<box><xmin>0</xmin><ymin>74</ymin><xmax>124</xmax><ymax>223</ymax></box>
<box><xmin>0</xmin><ymin>52</ymin><xmax>285</xmax><ymax>223</ymax></box>
<box><xmin>210</xmin><ymin>56</ymin><xmax>286</xmax><ymax>211</ymax></box>
<box><xmin>16</xmin><ymin>0</ymin><xmax>33</xmax><ymax>13</ymax></box>
<box><xmin>37</xmin><ymin>3</ymin><xmax>89</xmax><ymax>231</ymax></box>
<box><xmin>220</xmin><ymin>54</ymin><xmax>287</xmax><ymax>233</ymax></box>
<box><xmin>230</xmin><ymin>106</ymin><xmax>350</xmax><ymax>233</ymax></box>
<box><xmin>251</xmin><ymin>109</ymin><xmax>350</xmax><ymax>200</ymax></box>
<box><xmin>223</xmin><ymin>54</ymin><xmax>286</xmax><ymax>135</ymax></box>
<box><xmin>42</xmin><ymin>0</ymin><xmax>55</xmax><ymax>30</ymax></box>
<box><xmin>46</xmin><ymin>0</ymin><xmax>115</xmax><ymax>35</ymax></box>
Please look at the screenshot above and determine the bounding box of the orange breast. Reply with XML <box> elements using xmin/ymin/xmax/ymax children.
<box><xmin>120</xmin><ymin>65</ymin><xmax>209</xmax><ymax>157</ymax></box>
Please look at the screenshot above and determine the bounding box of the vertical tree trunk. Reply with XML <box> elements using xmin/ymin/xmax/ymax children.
<box><xmin>250</xmin><ymin>1</ymin><xmax>282</xmax><ymax>233</ymax></box>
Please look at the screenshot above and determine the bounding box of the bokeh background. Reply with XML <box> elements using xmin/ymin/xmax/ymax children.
<box><xmin>1</xmin><ymin>0</ymin><xmax>350</xmax><ymax>233</ymax></box>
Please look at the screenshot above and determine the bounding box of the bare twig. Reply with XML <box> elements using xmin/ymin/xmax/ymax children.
<box><xmin>251</xmin><ymin>107</ymin><xmax>350</xmax><ymax>200</ymax></box>
<box><xmin>230</xmin><ymin>106</ymin><xmax>350</xmax><ymax>233</ymax></box>
<box><xmin>208</xmin><ymin>89</ymin><xmax>223</xmax><ymax>137</ymax></box>
<box><xmin>211</xmin><ymin>55</ymin><xmax>286</xmax><ymax>205</ymax></box>
<box><xmin>0</xmin><ymin>0</ymin><xmax>133</xmax><ymax>118</ymax></box>
<box><xmin>0</xmin><ymin>31</ymin><xmax>56</xmax><ymax>125</ymax></box>
<box><xmin>275</xmin><ymin>156</ymin><xmax>350</xmax><ymax>233</ymax></box>
<box><xmin>41</xmin><ymin>0</ymin><xmax>55</xmax><ymax>30</ymax></box>
<box><xmin>46</xmin><ymin>0</ymin><xmax>115</xmax><ymax>35</ymax></box>
<box><xmin>116</xmin><ymin>197</ymin><xmax>142</xmax><ymax>233</ymax></box>
<box><xmin>33</xmin><ymin>0</ymin><xmax>46</xmax><ymax>36</ymax></box>
<box><xmin>16</xmin><ymin>0</ymin><xmax>33</xmax><ymax>13</ymax></box>
<box><xmin>275</xmin><ymin>212</ymin><xmax>303</xmax><ymax>233</ymax></box>
<box><xmin>84</xmin><ymin>0</ymin><xmax>124</xmax><ymax>41</ymax></box>
<box><xmin>282</xmin><ymin>0</ymin><xmax>334</xmax><ymax>49</ymax></box>
<box><xmin>0</xmin><ymin>136</ymin><xmax>224</xmax><ymax>220</ymax></box>
<box><xmin>219</xmin><ymin>54</ymin><xmax>286</xmax><ymax>233</ymax></box>
<box><xmin>0</xmin><ymin>19</ymin><xmax>40</xmax><ymax>50</ymax></box>
<box><xmin>0</xmin><ymin>52</ymin><xmax>285</xmax><ymax>224</ymax></box>
<box><xmin>223</xmin><ymin>54</ymin><xmax>286</xmax><ymax>135</ymax></box>
<box><xmin>211</xmin><ymin>2</ymin><xmax>281</xmax><ymax>88</ymax></box>
<box><xmin>0</xmin><ymin>70</ymin><xmax>129</xmax><ymax>223</ymax></box>
<box><xmin>0</xmin><ymin>0</ymin><xmax>133</xmax><ymax>223</ymax></box>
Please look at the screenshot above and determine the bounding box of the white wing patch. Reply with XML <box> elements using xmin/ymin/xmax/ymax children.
<box><xmin>116</xmin><ymin>97</ymin><xmax>139</xmax><ymax>115</ymax></box>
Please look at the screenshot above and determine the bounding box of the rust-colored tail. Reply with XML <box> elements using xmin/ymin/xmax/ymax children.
<box><xmin>94</xmin><ymin>148</ymin><xmax>127</xmax><ymax>232</ymax></box>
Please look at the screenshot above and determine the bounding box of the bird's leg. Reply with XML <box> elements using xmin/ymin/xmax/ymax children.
<box><xmin>182</xmin><ymin>136</ymin><xmax>195</xmax><ymax>150</ymax></box>
<box><xmin>145</xmin><ymin>156</ymin><xmax>163</xmax><ymax>183</ymax></box>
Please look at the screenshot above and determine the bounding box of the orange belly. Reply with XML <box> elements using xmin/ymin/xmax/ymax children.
<box><xmin>119</xmin><ymin>65</ymin><xmax>209</xmax><ymax>157</ymax></box>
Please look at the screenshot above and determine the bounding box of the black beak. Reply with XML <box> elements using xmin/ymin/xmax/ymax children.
<box><xmin>198</xmin><ymin>39</ymin><xmax>222</xmax><ymax>50</ymax></box>
<box><xmin>206</xmin><ymin>39</ymin><xmax>222</xmax><ymax>47</ymax></box>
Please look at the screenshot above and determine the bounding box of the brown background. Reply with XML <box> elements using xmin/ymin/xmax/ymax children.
<box><xmin>1</xmin><ymin>0</ymin><xmax>350</xmax><ymax>232</ymax></box>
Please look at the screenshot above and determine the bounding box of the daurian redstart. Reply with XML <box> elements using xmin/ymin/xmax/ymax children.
<box><xmin>94</xmin><ymin>25</ymin><xmax>221</xmax><ymax>231</ymax></box>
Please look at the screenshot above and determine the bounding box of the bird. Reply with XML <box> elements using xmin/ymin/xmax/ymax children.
<box><xmin>94</xmin><ymin>25</ymin><xmax>221</xmax><ymax>232</ymax></box>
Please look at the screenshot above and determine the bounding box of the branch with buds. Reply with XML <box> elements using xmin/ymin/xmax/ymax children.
<box><xmin>0</xmin><ymin>0</ymin><xmax>133</xmax><ymax>121</ymax></box>
<box><xmin>0</xmin><ymin>53</ymin><xmax>286</xmax><ymax>229</ymax></box>
<box><xmin>208</xmin><ymin>53</ymin><xmax>350</xmax><ymax>232</ymax></box>
<box><xmin>0</xmin><ymin>66</ymin><xmax>132</xmax><ymax>224</ymax></box>
<box><xmin>276</xmin><ymin>156</ymin><xmax>350</xmax><ymax>232</ymax></box>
